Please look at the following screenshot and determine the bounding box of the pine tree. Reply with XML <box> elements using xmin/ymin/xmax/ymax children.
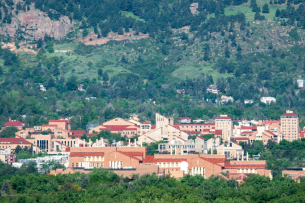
<box><xmin>262</xmin><ymin>4</ymin><xmax>269</xmax><ymax>13</ymax></box>
<box><xmin>80</xmin><ymin>177</ymin><xmax>89</xmax><ymax>188</ymax></box>
<box><xmin>225</xmin><ymin>46</ymin><xmax>230</xmax><ymax>58</ymax></box>
<box><xmin>98</xmin><ymin>69</ymin><xmax>103</xmax><ymax>77</ymax></box>
<box><xmin>1</xmin><ymin>180</ymin><xmax>9</xmax><ymax>194</ymax></box>
<box><xmin>2</xmin><ymin>105</ymin><xmax>8</xmax><ymax>118</ymax></box>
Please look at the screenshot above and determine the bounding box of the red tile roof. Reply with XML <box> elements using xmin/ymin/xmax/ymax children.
<box><xmin>263</xmin><ymin>121</ymin><xmax>280</xmax><ymax>125</ymax></box>
<box><xmin>241</xmin><ymin>131</ymin><xmax>254</xmax><ymax>134</ymax></box>
<box><xmin>151</xmin><ymin>126</ymin><xmax>156</xmax><ymax>129</ymax></box>
<box><xmin>100</xmin><ymin>125</ymin><xmax>139</xmax><ymax>132</ymax></box>
<box><xmin>234</xmin><ymin>137</ymin><xmax>249</xmax><ymax>140</ymax></box>
<box><xmin>86</xmin><ymin>133</ymin><xmax>97</xmax><ymax>136</ymax></box>
<box><xmin>265</xmin><ymin>130</ymin><xmax>276</xmax><ymax>136</ymax></box>
<box><xmin>177</xmin><ymin>137</ymin><xmax>186</xmax><ymax>142</ymax></box>
<box><xmin>55</xmin><ymin>141</ymin><xmax>69</xmax><ymax>147</ymax></box>
<box><xmin>4</xmin><ymin>120</ymin><xmax>25</xmax><ymax>127</ymax></box>
<box><xmin>202</xmin><ymin>129</ymin><xmax>211</xmax><ymax>132</ymax></box>
<box><xmin>154</xmin><ymin>158</ymin><xmax>187</xmax><ymax>162</ymax></box>
<box><xmin>200</xmin><ymin>157</ymin><xmax>224</xmax><ymax>167</ymax></box>
<box><xmin>117</xmin><ymin>151</ymin><xmax>143</xmax><ymax>161</ymax></box>
<box><xmin>282</xmin><ymin>113</ymin><xmax>298</xmax><ymax>117</ymax></box>
<box><xmin>300</xmin><ymin>130</ymin><xmax>305</xmax><ymax>138</ymax></box>
<box><xmin>70</xmin><ymin>152</ymin><xmax>104</xmax><ymax>157</ymax></box>
<box><xmin>0</xmin><ymin>138</ymin><xmax>32</xmax><ymax>145</ymax></box>
<box><xmin>225</xmin><ymin>162</ymin><xmax>266</xmax><ymax>169</ymax></box>
<box><xmin>142</xmin><ymin>122</ymin><xmax>151</xmax><ymax>124</ymax></box>
<box><xmin>197</xmin><ymin>136</ymin><xmax>206</xmax><ymax>140</ymax></box>
<box><xmin>215</xmin><ymin>116</ymin><xmax>232</xmax><ymax>120</ymax></box>
<box><xmin>42</xmin><ymin>124</ymin><xmax>57</xmax><ymax>127</ymax></box>
<box><xmin>203</xmin><ymin>123</ymin><xmax>215</xmax><ymax>126</ymax></box>
<box><xmin>241</xmin><ymin>126</ymin><xmax>257</xmax><ymax>130</ymax></box>
<box><xmin>215</xmin><ymin>130</ymin><xmax>222</xmax><ymax>135</ymax></box>
<box><xmin>182</xmin><ymin>131</ymin><xmax>201</xmax><ymax>135</ymax></box>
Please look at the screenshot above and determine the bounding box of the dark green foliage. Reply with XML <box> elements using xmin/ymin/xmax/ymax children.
<box><xmin>225</xmin><ymin>46</ymin><xmax>230</xmax><ymax>58</ymax></box>
<box><xmin>0</xmin><ymin>127</ymin><xmax>19</xmax><ymax>138</ymax></box>
<box><xmin>262</xmin><ymin>3</ymin><xmax>270</xmax><ymax>13</ymax></box>
<box><xmin>1</xmin><ymin>180</ymin><xmax>9</xmax><ymax>194</ymax></box>
<box><xmin>80</xmin><ymin>177</ymin><xmax>89</xmax><ymax>188</ymax></box>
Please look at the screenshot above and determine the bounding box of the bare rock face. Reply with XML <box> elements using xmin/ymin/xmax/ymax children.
<box><xmin>0</xmin><ymin>9</ymin><xmax>73</xmax><ymax>40</ymax></box>
<box><xmin>190</xmin><ymin>3</ymin><xmax>199</xmax><ymax>14</ymax></box>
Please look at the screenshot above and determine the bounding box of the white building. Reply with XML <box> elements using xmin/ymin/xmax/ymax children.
<box><xmin>221</xmin><ymin>96</ymin><xmax>234</xmax><ymax>103</ymax></box>
<box><xmin>260</xmin><ymin>97</ymin><xmax>276</xmax><ymax>105</ymax></box>
<box><xmin>297</xmin><ymin>80</ymin><xmax>305</xmax><ymax>88</ymax></box>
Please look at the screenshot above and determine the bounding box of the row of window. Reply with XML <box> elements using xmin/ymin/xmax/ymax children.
<box><xmin>72</xmin><ymin>162</ymin><xmax>104</xmax><ymax>168</ymax></box>
<box><xmin>156</xmin><ymin>162</ymin><xmax>181</xmax><ymax>168</ymax></box>
<box><xmin>84</xmin><ymin>156</ymin><xmax>104</xmax><ymax>161</ymax></box>
<box><xmin>238</xmin><ymin>169</ymin><xmax>257</xmax><ymax>174</ymax></box>
<box><xmin>181</xmin><ymin>125</ymin><xmax>211</xmax><ymax>128</ymax></box>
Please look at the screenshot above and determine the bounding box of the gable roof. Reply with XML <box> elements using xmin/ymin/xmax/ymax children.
<box><xmin>215</xmin><ymin>116</ymin><xmax>232</xmax><ymax>120</ymax></box>
<box><xmin>234</xmin><ymin>137</ymin><xmax>249</xmax><ymax>140</ymax></box>
<box><xmin>70</xmin><ymin>152</ymin><xmax>104</xmax><ymax>157</ymax></box>
<box><xmin>200</xmin><ymin>157</ymin><xmax>224</xmax><ymax>167</ymax></box>
<box><xmin>100</xmin><ymin>125</ymin><xmax>139</xmax><ymax>132</ymax></box>
<box><xmin>4</xmin><ymin>120</ymin><xmax>25</xmax><ymax>127</ymax></box>
<box><xmin>215</xmin><ymin>130</ymin><xmax>222</xmax><ymax>135</ymax></box>
<box><xmin>281</xmin><ymin>112</ymin><xmax>298</xmax><ymax>117</ymax></box>
<box><xmin>225</xmin><ymin>162</ymin><xmax>266</xmax><ymax>169</ymax></box>
<box><xmin>117</xmin><ymin>151</ymin><xmax>143</xmax><ymax>161</ymax></box>
<box><xmin>0</xmin><ymin>138</ymin><xmax>32</xmax><ymax>145</ymax></box>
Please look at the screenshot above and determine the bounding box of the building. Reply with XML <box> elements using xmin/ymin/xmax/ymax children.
<box><xmin>260</xmin><ymin>97</ymin><xmax>276</xmax><ymax>105</ymax></box>
<box><xmin>63</xmin><ymin>146</ymin><xmax>272</xmax><ymax>179</ymax></box>
<box><xmin>282</xmin><ymin>169</ymin><xmax>305</xmax><ymax>182</ymax></box>
<box><xmin>0</xmin><ymin>138</ymin><xmax>33</xmax><ymax>151</ymax></box>
<box><xmin>206</xmin><ymin>85</ymin><xmax>218</xmax><ymax>94</ymax></box>
<box><xmin>0</xmin><ymin>148</ymin><xmax>16</xmax><ymax>165</ymax></box>
<box><xmin>216</xmin><ymin>141</ymin><xmax>244</xmax><ymax>159</ymax></box>
<box><xmin>262</xmin><ymin>130</ymin><xmax>279</xmax><ymax>144</ymax></box>
<box><xmin>3</xmin><ymin>119</ymin><xmax>25</xmax><ymax>130</ymax></box>
<box><xmin>281</xmin><ymin>110</ymin><xmax>299</xmax><ymax>142</ymax></box>
<box><xmin>180</xmin><ymin>117</ymin><xmax>191</xmax><ymax>123</ymax></box>
<box><xmin>158</xmin><ymin>137</ymin><xmax>221</xmax><ymax>154</ymax></box>
<box><xmin>177</xmin><ymin>122</ymin><xmax>215</xmax><ymax>133</ymax></box>
<box><xmin>220</xmin><ymin>96</ymin><xmax>234</xmax><ymax>103</ymax></box>
<box><xmin>215</xmin><ymin>115</ymin><xmax>233</xmax><ymax>141</ymax></box>
<box><xmin>138</xmin><ymin>113</ymin><xmax>188</xmax><ymax>144</ymax></box>
<box><xmin>297</xmin><ymin>80</ymin><xmax>305</xmax><ymax>88</ymax></box>
<box><xmin>244</xmin><ymin>100</ymin><xmax>254</xmax><ymax>104</ymax></box>
<box><xmin>92</xmin><ymin>118</ymin><xmax>142</xmax><ymax>138</ymax></box>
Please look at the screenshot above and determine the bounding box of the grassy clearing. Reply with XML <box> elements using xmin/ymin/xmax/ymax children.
<box><xmin>224</xmin><ymin>4</ymin><xmax>283</xmax><ymax>21</ymax></box>
<box><xmin>171</xmin><ymin>64</ymin><xmax>230</xmax><ymax>80</ymax></box>
<box><xmin>121</xmin><ymin>11</ymin><xmax>145</xmax><ymax>22</ymax></box>
<box><xmin>54</xmin><ymin>43</ymin><xmax>80</xmax><ymax>51</ymax></box>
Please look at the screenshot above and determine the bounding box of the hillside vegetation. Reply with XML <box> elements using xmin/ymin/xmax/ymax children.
<box><xmin>0</xmin><ymin>0</ymin><xmax>305</xmax><ymax>128</ymax></box>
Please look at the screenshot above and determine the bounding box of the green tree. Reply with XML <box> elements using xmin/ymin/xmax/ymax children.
<box><xmin>0</xmin><ymin>127</ymin><xmax>19</xmax><ymax>138</ymax></box>
<box><xmin>262</xmin><ymin>3</ymin><xmax>270</xmax><ymax>13</ymax></box>
<box><xmin>225</xmin><ymin>46</ymin><xmax>230</xmax><ymax>58</ymax></box>
<box><xmin>15</xmin><ymin>145</ymin><xmax>23</xmax><ymax>154</ymax></box>
<box><xmin>98</xmin><ymin>68</ymin><xmax>103</xmax><ymax>77</ymax></box>
<box><xmin>1</xmin><ymin>180</ymin><xmax>9</xmax><ymax>195</ymax></box>
<box><xmin>80</xmin><ymin>177</ymin><xmax>89</xmax><ymax>188</ymax></box>
<box><xmin>46</xmin><ymin>41</ymin><xmax>54</xmax><ymax>53</ymax></box>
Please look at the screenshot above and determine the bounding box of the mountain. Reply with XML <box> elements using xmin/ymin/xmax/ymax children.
<box><xmin>0</xmin><ymin>0</ymin><xmax>305</xmax><ymax>129</ymax></box>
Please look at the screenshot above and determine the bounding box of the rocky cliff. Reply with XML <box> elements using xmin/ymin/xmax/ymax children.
<box><xmin>0</xmin><ymin>8</ymin><xmax>73</xmax><ymax>41</ymax></box>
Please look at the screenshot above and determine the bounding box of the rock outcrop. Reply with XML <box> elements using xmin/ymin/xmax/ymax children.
<box><xmin>190</xmin><ymin>3</ymin><xmax>199</xmax><ymax>14</ymax></box>
<box><xmin>0</xmin><ymin>9</ymin><xmax>73</xmax><ymax>40</ymax></box>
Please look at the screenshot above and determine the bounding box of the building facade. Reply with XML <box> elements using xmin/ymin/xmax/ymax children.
<box><xmin>215</xmin><ymin>115</ymin><xmax>233</xmax><ymax>141</ymax></box>
<box><xmin>281</xmin><ymin>110</ymin><xmax>299</xmax><ymax>142</ymax></box>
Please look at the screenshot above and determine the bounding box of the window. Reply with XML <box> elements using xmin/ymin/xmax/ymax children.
<box><xmin>76</xmin><ymin>163</ymin><xmax>78</xmax><ymax>167</ymax></box>
<box><xmin>72</xmin><ymin>163</ymin><xmax>74</xmax><ymax>167</ymax></box>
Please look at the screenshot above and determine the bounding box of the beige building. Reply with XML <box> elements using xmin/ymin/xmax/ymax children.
<box><xmin>281</xmin><ymin>110</ymin><xmax>299</xmax><ymax>142</ymax></box>
<box><xmin>215</xmin><ymin>115</ymin><xmax>233</xmax><ymax>141</ymax></box>
<box><xmin>138</xmin><ymin>113</ymin><xmax>188</xmax><ymax>144</ymax></box>
<box><xmin>216</xmin><ymin>141</ymin><xmax>244</xmax><ymax>159</ymax></box>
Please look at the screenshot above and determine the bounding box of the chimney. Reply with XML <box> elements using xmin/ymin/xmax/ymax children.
<box><xmin>9</xmin><ymin>117</ymin><xmax>11</xmax><ymax>121</ymax></box>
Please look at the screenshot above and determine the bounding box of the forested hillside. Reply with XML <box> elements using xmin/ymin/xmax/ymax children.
<box><xmin>0</xmin><ymin>0</ymin><xmax>305</xmax><ymax>129</ymax></box>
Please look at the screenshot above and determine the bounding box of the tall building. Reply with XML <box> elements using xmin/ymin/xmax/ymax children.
<box><xmin>281</xmin><ymin>110</ymin><xmax>299</xmax><ymax>141</ymax></box>
<box><xmin>215</xmin><ymin>115</ymin><xmax>233</xmax><ymax>141</ymax></box>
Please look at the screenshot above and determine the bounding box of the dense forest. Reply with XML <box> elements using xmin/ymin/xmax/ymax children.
<box><xmin>1</xmin><ymin>161</ymin><xmax>305</xmax><ymax>202</ymax></box>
